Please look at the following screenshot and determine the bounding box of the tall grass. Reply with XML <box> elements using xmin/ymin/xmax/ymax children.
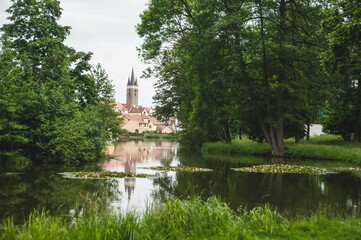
<box><xmin>1</xmin><ymin>197</ymin><xmax>361</xmax><ymax>240</ymax></box>
<box><xmin>202</xmin><ymin>135</ymin><xmax>361</xmax><ymax>164</ymax></box>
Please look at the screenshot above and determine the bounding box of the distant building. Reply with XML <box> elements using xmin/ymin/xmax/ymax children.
<box><xmin>113</xmin><ymin>69</ymin><xmax>177</xmax><ymax>133</ymax></box>
<box><xmin>126</xmin><ymin>68</ymin><xmax>138</xmax><ymax>107</ymax></box>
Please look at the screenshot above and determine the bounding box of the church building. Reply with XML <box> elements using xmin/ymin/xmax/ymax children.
<box><xmin>113</xmin><ymin>68</ymin><xmax>176</xmax><ymax>134</ymax></box>
<box><xmin>126</xmin><ymin>68</ymin><xmax>138</xmax><ymax>107</ymax></box>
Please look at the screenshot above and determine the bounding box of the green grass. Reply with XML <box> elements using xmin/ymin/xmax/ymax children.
<box><xmin>144</xmin><ymin>134</ymin><xmax>178</xmax><ymax>140</ymax></box>
<box><xmin>202</xmin><ymin>135</ymin><xmax>361</xmax><ymax>164</ymax></box>
<box><xmin>1</xmin><ymin>197</ymin><xmax>361</xmax><ymax>240</ymax></box>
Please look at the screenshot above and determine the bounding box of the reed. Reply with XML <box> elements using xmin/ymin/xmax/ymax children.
<box><xmin>1</xmin><ymin>197</ymin><xmax>361</xmax><ymax>240</ymax></box>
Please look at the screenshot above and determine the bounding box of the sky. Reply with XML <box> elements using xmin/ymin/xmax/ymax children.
<box><xmin>0</xmin><ymin>0</ymin><xmax>155</xmax><ymax>107</ymax></box>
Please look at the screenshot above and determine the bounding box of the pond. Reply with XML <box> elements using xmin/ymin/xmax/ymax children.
<box><xmin>1</xmin><ymin>140</ymin><xmax>361</xmax><ymax>224</ymax></box>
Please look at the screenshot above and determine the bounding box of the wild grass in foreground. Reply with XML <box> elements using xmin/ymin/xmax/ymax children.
<box><xmin>1</xmin><ymin>197</ymin><xmax>361</xmax><ymax>240</ymax></box>
<box><xmin>202</xmin><ymin>135</ymin><xmax>361</xmax><ymax>164</ymax></box>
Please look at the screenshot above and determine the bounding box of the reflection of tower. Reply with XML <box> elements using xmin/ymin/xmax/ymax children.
<box><xmin>124</xmin><ymin>154</ymin><xmax>137</xmax><ymax>173</ymax></box>
<box><xmin>124</xmin><ymin>178</ymin><xmax>136</xmax><ymax>201</ymax></box>
<box><xmin>126</xmin><ymin>68</ymin><xmax>138</xmax><ymax>107</ymax></box>
<box><xmin>124</xmin><ymin>154</ymin><xmax>136</xmax><ymax>201</ymax></box>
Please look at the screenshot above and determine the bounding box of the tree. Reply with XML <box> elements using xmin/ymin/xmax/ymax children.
<box><xmin>0</xmin><ymin>36</ymin><xmax>29</xmax><ymax>161</ymax></box>
<box><xmin>138</xmin><ymin>0</ymin><xmax>325</xmax><ymax>155</ymax></box>
<box><xmin>0</xmin><ymin>0</ymin><xmax>120</xmax><ymax>163</ymax></box>
<box><xmin>321</xmin><ymin>0</ymin><xmax>361</xmax><ymax>141</ymax></box>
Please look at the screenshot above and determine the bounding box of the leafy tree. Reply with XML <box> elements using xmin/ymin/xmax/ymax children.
<box><xmin>138</xmin><ymin>0</ymin><xmax>325</xmax><ymax>155</ymax></box>
<box><xmin>0</xmin><ymin>36</ymin><xmax>29</xmax><ymax>161</ymax></box>
<box><xmin>321</xmin><ymin>0</ymin><xmax>361</xmax><ymax>141</ymax></box>
<box><xmin>0</xmin><ymin>0</ymin><xmax>120</xmax><ymax>163</ymax></box>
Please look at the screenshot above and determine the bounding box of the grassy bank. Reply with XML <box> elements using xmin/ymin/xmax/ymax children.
<box><xmin>202</xmin><ymin>135</ymin><xmax>361</xmax><ymax>164</ymax></box>
<box><xmin>144</xmin><ymin>134</ymin><xmax>178</xmax><ymax>140</ymax></box>
<box><xmin>1</xmin><ymin>197</ymin><xmax>360</xmax><ymax>240</ymax></box>
<box><xmin>125</xmin><ymin>134</ymin><xmax>178</xmax><ymax>140</ymax></box>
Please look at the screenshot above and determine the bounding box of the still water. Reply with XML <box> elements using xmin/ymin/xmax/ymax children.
<box><xmin>1</xmin><ymin>141</ymin><xmax>361</xmax><ymax>224</ymax></box>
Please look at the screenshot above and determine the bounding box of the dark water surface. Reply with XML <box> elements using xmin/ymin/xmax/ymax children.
<box><xmin>1</xmin><ymin>141</ymin><xmax>361</xmax><ymax>224</ymax></box>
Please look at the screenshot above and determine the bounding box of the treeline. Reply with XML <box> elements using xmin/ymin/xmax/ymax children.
<box><xmin>0</xmin><ymin>0</ymin><xmax>121</xmax><ymax>163</ymax></box>
<box><xmin>137</xmin><ymin>0</ymin><xmax>360</xmax><ymax>156</ymax></box>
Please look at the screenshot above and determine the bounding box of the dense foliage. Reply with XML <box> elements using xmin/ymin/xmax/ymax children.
<box><xmin>137</xmin><ymin>0</ymin><xmax>360</xmax><ymax>155</ymax></box>
<box><xmin>0</xmin><ymin>0</ymin><xmax>121</xmax><ymax>163</ymax></box>
<box><xmin>321</xmin><ymin>0</ymin><xmax>361</xmax><ymax>141</ymax></box>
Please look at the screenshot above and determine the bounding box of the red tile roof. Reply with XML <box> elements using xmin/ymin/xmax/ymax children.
<box><xmin>121</xmin><ymin>103</ymin><xmax>133</xmax><ymax>110</ymax></box>
<box><xmin>128</xmin><ymin>107</ymin><xmax>147</xmax><ymax>113</ymax></box>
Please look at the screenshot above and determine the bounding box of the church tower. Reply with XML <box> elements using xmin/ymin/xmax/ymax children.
<box><xmin>126</xmin><ymin>68</ymin><xmax>138</xmax><ymax>107</ymax></box>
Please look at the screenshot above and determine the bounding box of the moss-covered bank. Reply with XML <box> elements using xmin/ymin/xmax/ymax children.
<box><xmin>202</xmin><ymin>135</ymin><xmax>361</xmax><ymax>164</ymax></box>
<box><xmin>1</xmin><ymin>197</ymin><xmax>361</xmax><ymax>240</ymax></box>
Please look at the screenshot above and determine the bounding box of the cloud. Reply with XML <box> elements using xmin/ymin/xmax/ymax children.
<box><xmin>0</xmin><ymin>0</ymin><xmax>155</xmax><ymax>107</ymax></box>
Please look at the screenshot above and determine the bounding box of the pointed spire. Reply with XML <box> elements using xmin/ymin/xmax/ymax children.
<box><xmin>134</xmin><ymin>77</ymin><xmax>138</xmax><ymax>86</ymax></box>
<box><xmin>127</xmin><ymin>77</ymin><xmax>130</xmax><ymax>86</ymax></box>
<box><xmin>130</xmin><ymin>68</ymin><xmax>135</xmax><ymax>85</ymax></box>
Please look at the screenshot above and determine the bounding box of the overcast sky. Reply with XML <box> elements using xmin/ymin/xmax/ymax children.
<box><xmin>0</xmin><ymin>0</ymin><xmax>155</xmax><ymax>107</ymax></box>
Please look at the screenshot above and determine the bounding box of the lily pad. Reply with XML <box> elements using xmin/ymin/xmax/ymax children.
<box><xmin>232</xmin><ymin>164</ymin><xmax>329</xmax><ymax>174</ymax></box>
<box><xmin>140</xmin><ymin>166</ymin><xmax>212</xmax><ymax>172</ymax></box>
<box><xmin>59</xmin><ymin>171</ymin><xmax>151</xmax><ymax>179</ymax></box>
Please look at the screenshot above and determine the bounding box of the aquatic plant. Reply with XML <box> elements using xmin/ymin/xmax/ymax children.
<box><xmin>59</xmin><ymin>171</ymin><xmax>150</xmax><ymax>179</ymax></box>
<box><xmin>140</xmin><ymin>166</ymin><xmax>212</xmax><ymax>172</ymax></box>
<box><xmin>232</xmin><ymin>164</ymin><xmax>329</xmax><ymax>174</ymax></box>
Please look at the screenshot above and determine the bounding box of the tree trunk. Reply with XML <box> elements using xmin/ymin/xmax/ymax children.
<box><xmin>260</xmin><ymin>121</ymin><xmax>285</xmax><ymax>156</ymax></box>
<box><xmin>295</xmin><ymin>128</ymin><xmax>300</xmax><ymax>144</ymax></box>
<box><xmin>355</xmin><ymin>83</ymin><xmax>361</xmax><ymax>141</ymax></box>
<box><xmin>306</xmin><ymin>123</ymin><xmax>310</xmax><ymax>141</ymax></box>
<box><xmin>274</xmin><ymin>0</ymin><xmax>287</xmax><ymax>156</ymax></box>
<box><xmin>223</xmin><ymin>121</ymin><xmax>232</xmax><ymax>144</ymax></box>
<box><xmin>256</xmin><ymin>0</ymin><xmax>285</xmax><ymax>156</ymax></box>
<box><xmin>216</xmin><ymin>121</ymin><xmax>231</xmax><ymax>144</ymax></box>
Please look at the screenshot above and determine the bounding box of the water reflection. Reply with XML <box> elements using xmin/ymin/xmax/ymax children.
<box><xmin>1</xmin><ymin>140</ymin><xmax>361</xmax><ymax>224</ymax></box>
<box><xmin>102</xmin><ymin>141</ymin><xmax>179</xmax><ymax>212</ymax></box>
<box><xmin>104</xmin><ymin>142</ymin><xmax>361</xmax><ymax>217</ymax></box>
<box><xmin>103</xmin><ymin>141</ymin><xmax>178</xmax><ymax>172</ymax></box>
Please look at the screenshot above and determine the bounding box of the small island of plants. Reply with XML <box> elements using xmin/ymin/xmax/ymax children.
<box><xmin>141</xmin><ymin>166</ymin><xmax>212</xmax><ymax>172</ymax></box>
<box><xmin>232</xmin><ymin>164</ymin><xmax>329</xmax><ymax>174</ymax></box>
<box><xmin>59</xmin><ymin>171</ymin><xmax>150</xmax><ymax>179</ymax></box>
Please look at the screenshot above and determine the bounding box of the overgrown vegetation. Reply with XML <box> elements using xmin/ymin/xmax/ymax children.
<box><xmin>1</xmin><ymin>197</ymin><xmax>361</xmax><ymax>240</ymax></box>
<box><xmin>0</xmin><ymin>0</ymin><xmax>121</xmax><ymax>163</ymax></box>
<box><xmin>203</xmin><ymin>135</ymin><xmax>361</xmax><ymax>164</ymax></box>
